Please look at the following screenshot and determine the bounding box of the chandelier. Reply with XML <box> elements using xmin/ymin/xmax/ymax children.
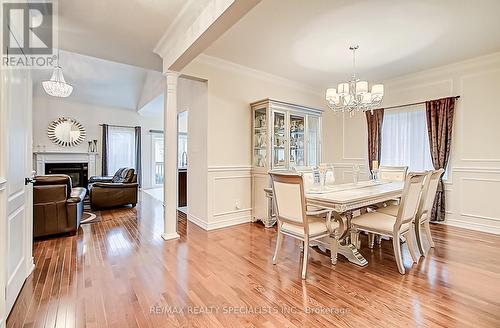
<box><xmin>42</xmin><ymin>50</ymin><xmax>73</xmax><ymax>98</ymax></box>
<box><xmin>325</xmin><ymin>45</ymin><xmax>383</xmax><ymax>113</ymax></box>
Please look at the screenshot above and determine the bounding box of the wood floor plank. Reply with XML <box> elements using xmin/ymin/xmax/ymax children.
<box><xmin>7</xmin><ymin>191</ymin><xmax>500</xmax><ymax>327</ymax></box>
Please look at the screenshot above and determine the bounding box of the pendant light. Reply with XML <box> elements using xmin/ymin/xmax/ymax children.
<box><xmin>42</xmin><ymin>49</ymin><xmax>73</xmax><ymax>98</ymax></box>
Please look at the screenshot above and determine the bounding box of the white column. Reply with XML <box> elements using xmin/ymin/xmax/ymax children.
<box><xmin>161</xmin><ymin>71</ymin><xmax>180</xmax><ymax>240</ymax></box>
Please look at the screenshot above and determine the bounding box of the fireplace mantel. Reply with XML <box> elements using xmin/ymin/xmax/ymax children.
<box><xmin>34</xmin><ymin>152</ymin><xmax>98</xmax><ymax>176</ymax></box>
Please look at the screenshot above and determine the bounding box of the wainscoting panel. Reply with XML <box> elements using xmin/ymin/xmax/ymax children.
<box><xmin>205</xmin><ymin>166</ymin><xmax>252</xmax><ymax>230</ymax></box>
<box><xmin>459</xmin><ymin>69</ymin><xmax>500</xmax><ymax>162</ymax></box>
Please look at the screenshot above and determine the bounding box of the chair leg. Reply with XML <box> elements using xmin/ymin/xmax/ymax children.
<box><xmin>301</xmin><ymin>236</ymin><xmax>310</xmax><ymax>279</ymax></box>
<box><xmin>415</xmin><ymin>221</ymin><xmax>426</xmax><ymax>256</ymax></box>
<box><xmin>375</xmin><ymin>234</ymin><xmax>382</xmax><ymax>246</ymax></box>
<box><xmin>405</xmin><ymin>227</ymin><xmax>418</xmax><ymax>264</ymax></box>
<box><xmin>368</xmin><ymin>233</ymin><xmax>375</xmax><ymax>249</ymax></box>
<box><xmin>272</xmin><ymin>230</ymin><xmax>283</xmax><ymax>265</ymax></box>
<box><xmin>424</xmin><ymin>221</ymin><xmax>435</xmax><ymax>248</ymax></box>
<box><xmin>392</xmin><ymin>233</ymin><xmax>405</xmax><ymax>274</ymax></box>
<box><xmin>330</xmin><ymin>235</ymin><xmax>339</xmax><ymax>265</ymax></box>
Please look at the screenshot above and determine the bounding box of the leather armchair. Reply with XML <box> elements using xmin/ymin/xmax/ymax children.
<box><xmin>89</xmin><ymin>168</ymin><xmax>138</xmax><ymax>210</ymax></box>
<box><xmin>33</xmin><ymin>175</ymin><xmax>86</xmax><ymax>237</ymax></box>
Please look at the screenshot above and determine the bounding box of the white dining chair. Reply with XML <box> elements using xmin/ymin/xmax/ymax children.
<box><xmin>292</xmin><ymin>167</ymin><xmax>322</xmax><ymax>214</ymax></box>
<box><xmin>377</xmin><ymin>169</ymin><xmax>444</xmax><ymax>256</ymax></box>
<box><xmin>368</xmin><ymin>165</ymin><xmax>409</xmax><ymax>246</ymax></box>
<box><xmin>379</xmin><ymin>166</ymin><xmax>408</xmax><ymax>182</ymax></box>
<box><xmin>269</xmin><ymin>171</ymin><xmax>343</xmax><ymax>279</ymax></box>
<box><xmin>351</xmin><ymin>172</ymin><xmax>428</xmax><ymax>274</ymax></box>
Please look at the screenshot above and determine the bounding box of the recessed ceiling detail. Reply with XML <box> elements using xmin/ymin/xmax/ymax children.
<box><xmin>292</xmin><ymin>1</ymin><xmax>448</xmax><ymax>73</ymax></box>
<box><xmin>205</xmin><ymin>0</ymin><xmax>500</xmax><ymax>88</ymax></box>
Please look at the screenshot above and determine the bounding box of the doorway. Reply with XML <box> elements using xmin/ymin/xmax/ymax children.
<box><xmin>145</xmin><ymin>111</ymin><xmax>188</xmax><ymax>215</ymax></box>
<box><xmin>177</xmin><ymin>111</ymin><xmax>188</xmax><ymax>214</ymax></box>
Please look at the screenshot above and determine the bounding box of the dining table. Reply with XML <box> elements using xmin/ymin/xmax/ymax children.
<box><xmin>264</xmin><ymin>180</ymin><xmax>404</xmax><ymax>266</ymax></box>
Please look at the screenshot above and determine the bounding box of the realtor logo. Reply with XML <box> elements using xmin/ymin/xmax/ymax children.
<box><xmin>2</xmin><ymin>0</ymin><xmax>56</xmax><ymax>68</ymax></box>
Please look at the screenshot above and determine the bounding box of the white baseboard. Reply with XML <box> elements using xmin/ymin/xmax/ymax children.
<box><xmin>445</xmin><ymin>218</ymin><xmax>500</xmax><ymax>235</ymax></box>
<box><xmin>161</xmin><ymin>232</ymin><xmax>180</xmax><ymax>240</ymax></box>
<box><xmin>207</xmin><ymin>215</ymin><xmax>252</xmax><ymax>231</ymax></box>
<box><xmin>188</xmin><ymin>212</ymin><xmax>252</xmax><ymax>231</ymax></box>
<box><xmin>187</xmin><ymin>212</ymin><xmax>209</xmax><ymax>230</ymax></box>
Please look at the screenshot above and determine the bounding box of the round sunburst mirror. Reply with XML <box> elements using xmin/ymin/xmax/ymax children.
<box><xmin>47</xmin><ymin>117</ymin><xmax>86</xmax><ymax>147</ymax></box>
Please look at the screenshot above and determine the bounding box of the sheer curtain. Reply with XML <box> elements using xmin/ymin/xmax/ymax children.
<box><xmin>380</xmin><ymin>105</ymin><xmax>434</xmax><ymax>172</ymax></box>
<box><xmin>107</xmin><ymin>126</ymin><xmax>137</xmax><ymax>174</ymax></box>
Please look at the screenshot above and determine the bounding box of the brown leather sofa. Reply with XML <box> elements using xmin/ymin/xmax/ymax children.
<box><xmin>33</xmin><ymin>175</ymin><xmax>87</xmax><ymax>237</ymax></box>
<box><xmin>89</xmin><ymin>168</ymin><xmax>138</xmax><ymax>210</ymax></box>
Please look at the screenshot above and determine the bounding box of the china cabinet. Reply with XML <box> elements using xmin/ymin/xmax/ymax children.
<box><xmin>251</xmin><ymin>99</ymin><xmax>323</xmax><ymax>227</ymax></box>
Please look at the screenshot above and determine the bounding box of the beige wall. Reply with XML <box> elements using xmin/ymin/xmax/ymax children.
<box><xmin>32</xmin><ymin>96</ymin><xmax>163</xmax><ymax>188</ymax></box>
<box><xmin>182</xmin><ymin>54</ymin><xmax>333</xmax><ymax>229</ymax></box>
<box><xmin>332</xmin><ymin>52</ymin><xmax>500</xmax><ymax>234</ymax></box>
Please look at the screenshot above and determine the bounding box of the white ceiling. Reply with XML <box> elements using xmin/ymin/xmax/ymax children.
<box><xmin>58</xmin><ymin>0</ymin><xmax>210</xmax><ymax>70</ymax></box>
<box><xmin>205</xmin><ymin>0</ymin><xmax>500</xmax><ymax>88</ymax></box>
<box><xmin>32</xmin><ymin>50</ymin><xmax>162</xmax><ymax>110</ymax></box>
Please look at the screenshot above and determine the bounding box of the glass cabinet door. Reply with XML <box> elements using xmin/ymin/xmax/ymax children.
<box><xmin>253</xmin><ymin>108</ymin><xmax>267</xmax><ymax>168</ymax></box>
<box><xmin>289</xmin><ymin>114</ymin><xmax>305</xmax><ymax>168</ymax></box>
<box><xmin>307</xmin><ymin>116</ymin><xmax>320</xmax><ymax>167</ymax></box>
<box><xmin>272</xmin><ymin>111</ymin><xmax>286</xmax><ymax>168</ymax></box>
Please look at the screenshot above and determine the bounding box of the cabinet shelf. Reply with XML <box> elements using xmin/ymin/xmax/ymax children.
<box><xmin>251</xmin><ymin>99</ymin><xmax>323</xmax><ymax>227</ymax></box>
<box><xmin>252</xmin><ymin>99</ymin><xmax>322</xmax><ymax>172</ymax></box>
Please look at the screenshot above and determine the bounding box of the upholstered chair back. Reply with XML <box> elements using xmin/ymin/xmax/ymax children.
<box><xmin>395</xmin><ymin>172</ymin><xmax>427</xmax><ymax>228</ymax></box>
<box><xmin>301</xmin><ymin>172</ymin><xmax>315</xmax><ymax>190</ymax></box>
<box><xmin>292</xmin><ymin>166</ymin><xmax>318</xmax><ymax>190</ymax></box>
<box><xmin>420</xmin><ymin>169</ymin><xmax>445</xmax><ymax>221</ymax></box>
<box><xmin>379</xmin><ymin>166</ymin><xmax>408</xmax><ymax>182</ymax></box>
<box><xmin>270</xmin><ymin>172</ymin><xmax>308</xmax><ymax>227</ymax></box>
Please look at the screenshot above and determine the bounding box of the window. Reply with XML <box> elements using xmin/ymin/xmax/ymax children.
<box><xmin>152</xmin><ymin>133</ymin><xmax>164</xmax><ymax>185</ymax></box>
<box><xmin>178</xmin><ymin>133</ymin><xmax>187</xmax><ymax>168</ymax></box>
<box><xmin>107</xmin><ymin>126</ymin><xmax>137</xmax><ymax>174</ymax></box>
<box><xmin>380</xmin><ymin>105</ymin><xmax>434</xmax><ymax>172</ymax></box>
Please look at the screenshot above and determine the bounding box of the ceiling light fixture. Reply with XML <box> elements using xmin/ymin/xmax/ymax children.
<box><xmin>42</xmin><ymin>51</ymin><xmax>73</xmax><ymax>98</ymax></box>
<box><xmin>325</xmin><ymin>45</ymin><xmax>383</xmax><ymax>113</ymax></box>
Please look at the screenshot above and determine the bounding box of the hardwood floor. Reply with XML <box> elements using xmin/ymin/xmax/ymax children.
<box><xmin>7</xmin><ymin>191</ymin><xmax>500</xmax><ymax>327</ymax></box>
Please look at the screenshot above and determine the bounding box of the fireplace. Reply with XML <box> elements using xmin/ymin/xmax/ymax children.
<box><xmin>45</xmin><ymin>162</ymin><xmax>88</xmax><ymax>188</ymax></box>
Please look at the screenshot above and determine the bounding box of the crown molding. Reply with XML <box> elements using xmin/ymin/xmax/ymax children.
<box><xmin>194</xmin><ymin>54</ymin><xmax>323</xmax><ymax>96</ymax></box>
<box><xmin>154</xmin><ymin>0</ymin><xmax>261</xmax><ymax>72</ymax></box>
<box><xmin>153</xmin><ymin>0</ymin><xmax>201</xmax><ymax>58</ymax></box>
<box><xmin>384</xmin><ymin>51</ymin><xmax>500</xmax><ymax>86</ymax></box>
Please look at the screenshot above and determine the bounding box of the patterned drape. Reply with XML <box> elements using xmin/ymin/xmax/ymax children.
<box><xmin>425</xmin><ymin>97</ymin><xmax>456</xmax><ymax>222</ymax></box>
<box><xmin>365</xmin><ymin>109</ymin><xmax>384</xmax><ymax>171</ymax></box>
<box><xmin>135</xmin><ymin>126</ymin><xmax>142</xmax><ymax>187</ymax></box>
<box><xmin>101</xmin><ymin>124</ymin><xmax>109</xmax><ymax>176</ymax></box>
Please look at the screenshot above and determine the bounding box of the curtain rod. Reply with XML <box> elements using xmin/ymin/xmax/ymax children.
<box><xmin>374</xmin><ymin>95</ymin><xmax>460</xmax><ymax>111</ymax></box>
<box><xmin>99</xmin><ymin>124</ymin><xmax>140</xmax><ymax>129</ymax></box>
<box><xmin>149</xmin><ymin>129</ymin><xmax>188</xmax><ymax>136</ymax></box>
